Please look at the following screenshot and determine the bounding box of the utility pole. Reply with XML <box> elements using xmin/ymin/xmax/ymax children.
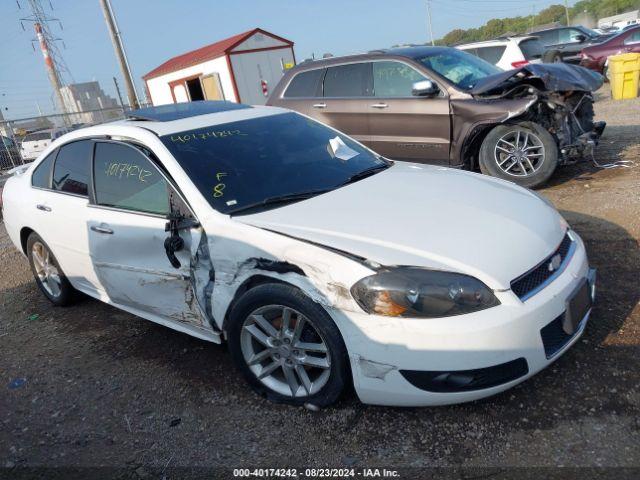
<box><xmin>100</xmin><ymin>0</ymin><xmax>139</xmax><ymax>109</ymax></box>
<box><xmin>113</xmin><ymin>76</ymin><xmax>125</xmax><ymax>109</ymax></box>
<box><xmin>427</xmin><ymin>0</ymin><xmax>435</xmax><ymax>46</ymax></box>
<box><xmin>564</xmin><ymin>0</ymin><xmax>571</xmax><ymax>26</ymax></box>
<box><xmin>19</xmin><ymin>0</ymin><xmax>69</xmax><ymax>116</ymax></box>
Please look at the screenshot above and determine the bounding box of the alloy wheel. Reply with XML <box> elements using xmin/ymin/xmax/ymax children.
<box><xmin>31</xmin><ymin>241</ymin><xmax>62</xmax><ymax>298</ymax></box>
<box><xmin>494</xmin><ymin>129</ymin><xmax>545</xmax><ymax>177</ymax></box>
<box><xmin>240</xmin><ymin>305</ymin><xmax>331</xmax><ymax>398</ymax></box>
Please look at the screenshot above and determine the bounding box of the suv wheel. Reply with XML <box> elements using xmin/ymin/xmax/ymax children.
<box><xmin>479</xmin><ymin>122</ymin><xmax>558</xmax><ymax>188</ymax></box>
<box><xmin>227</xmin><ymin>283</ymin><xmax>350</xmax><ymax>407</ymax></box>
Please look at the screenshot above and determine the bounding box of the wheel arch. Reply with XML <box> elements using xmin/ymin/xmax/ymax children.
<box><xmin>20</xmin><ymin>226</ymin><xmax>35</xmax><ymax>256</ymax></box>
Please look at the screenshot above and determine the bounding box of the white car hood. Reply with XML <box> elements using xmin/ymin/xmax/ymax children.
<box><xmin>237</xmin><ymin>163</ymin><xmax>565</xmax><ymax>289</ymax></box>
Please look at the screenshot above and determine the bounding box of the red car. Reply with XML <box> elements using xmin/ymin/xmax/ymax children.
<box><xmin>580</xmin><ymin>26</ymin><xmax>640</xmax><ymax>77</ymax></box>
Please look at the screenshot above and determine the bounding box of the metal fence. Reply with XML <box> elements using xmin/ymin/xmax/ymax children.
<box><xmin>0</xmin><ymin>106</ymin><xmax>129</xmax><ymax>172</ymax></box>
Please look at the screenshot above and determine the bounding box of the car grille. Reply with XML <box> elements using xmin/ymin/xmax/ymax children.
<box><xmin>511</xmin><ymin>233</ymin><xmax>573</xmax><ymax>300</ymax></box>
<box><xmin>540</xmin><ymin>313</ymin><xmax>575</xmax><ymax>358</ymax></box>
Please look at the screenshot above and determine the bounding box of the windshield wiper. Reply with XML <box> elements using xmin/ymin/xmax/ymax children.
<box><xmin>228</xmin><ymin>188</ymin><xmax>333</xmax><ymax>216</ymax></box>
<box><xmin>339</xmin><ymin>162</ymin><xmax>391</xmax><ymax>187</ymax></box>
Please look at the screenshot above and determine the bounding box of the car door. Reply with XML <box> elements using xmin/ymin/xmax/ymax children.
<box><xmin>87</xmin><ymin>140</ymin><xmax>209</xmax><ymax>329</ymax></box>
<box><xmin>367</xmin><ymin>60</ymin><xmax>450</xmax><ymax>163</ymax></box>
<box><xmin>31</xmin><ymin>140</ymin><xmax>103</xmax><ymax>295</ymax></box>
<box><xmin>555</xmin><ymin>28</ymin><xmax>589</xmax><ymax>62</ymax></box>
<box><xmin>310</xmin><ymin>62</ymin><xmax>372</xmax><ymax>144</ymax></box>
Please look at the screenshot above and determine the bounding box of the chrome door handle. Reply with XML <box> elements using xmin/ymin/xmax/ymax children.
<box><xmin>36</xmin><ymin>204</ymin><xmax>51</xmax><ymax>212</ymax></box>
<box><xmin>312</xmin><ymin>103</ymin><xmax>327</xmax><ymax>109</ymax></box>
<box><xmin>90</xmin><ymin>225</ymin><xmax>114</xmax><ymax>235</ymax></box>
<box><xmin>370</xmin><ymin>103</ymin><xmax>388</xmax><ymax>109</ymax></box>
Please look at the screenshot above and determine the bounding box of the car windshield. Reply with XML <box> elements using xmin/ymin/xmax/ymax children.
<box><xmin>579</xmin><ymin>26</ymin><xmax>601</xmax><ymax>38</ymax></box>
<box><xmin>416</xmin><ymin>49</ymin><xmax>501</xmax><ymax>90</ymax></box>
<box><xmin>161</xmin><ymin>112</ymin><xmax>388</xmax><ymax>215</ymax></box>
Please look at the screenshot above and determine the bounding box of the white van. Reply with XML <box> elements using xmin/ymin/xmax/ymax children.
<box><xmin>456</xmin><ymin>36</ymin><xmax>545</xmax><ymax>71</ymax></box>
<box><xmin>20</xmin><ymin>128</ymin><xmax>70</xmax><ymax>161</ymax></box>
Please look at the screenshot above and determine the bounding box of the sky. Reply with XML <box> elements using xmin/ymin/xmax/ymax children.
<box><xmin>0</xmin><ymin>0</ymin><xmax>571</xmax><ymax>119</ymax></box>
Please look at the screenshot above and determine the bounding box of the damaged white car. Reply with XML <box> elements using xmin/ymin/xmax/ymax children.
<box><xmin>2</xmin><ymin>101</ymin><xmax>596</xmax><ymax>407</ymax></box>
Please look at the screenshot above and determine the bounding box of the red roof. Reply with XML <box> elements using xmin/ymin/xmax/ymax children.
<box><xmin>143</xmin><ymin>28</ymin><xmax>293</xmax><ymax>80</ymax></box>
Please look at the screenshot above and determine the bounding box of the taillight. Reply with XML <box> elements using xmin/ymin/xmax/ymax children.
<box><xmin>511</xmin><ymin>60</ymin><xmax>530</xmax><ymax>68</ymax></box>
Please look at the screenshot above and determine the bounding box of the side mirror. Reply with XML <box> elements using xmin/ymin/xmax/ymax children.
<box><xmin>575</xmin><ymin>34</ymin><xmax>587</xmax><ymax>43</ymax></box>
<box><xmin>412</xmin><ymin>79</ymin><xmax>439</xmax><ymax>97</ymax></box>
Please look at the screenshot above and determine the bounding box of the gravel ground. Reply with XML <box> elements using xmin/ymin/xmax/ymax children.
<box><xmin>1</xmin><ymin>87</ymin><xmax>639</xmax><ymax>478</ymax></box>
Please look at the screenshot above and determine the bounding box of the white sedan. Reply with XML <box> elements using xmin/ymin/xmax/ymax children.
<box><xmin>2</xmin><ymin>101</ymin><xmax>596</xmax><ymax>407</ymax></box>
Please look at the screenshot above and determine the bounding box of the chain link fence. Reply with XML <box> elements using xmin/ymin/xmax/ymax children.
<box><xmin>1</xmin><ymin>106</ymin><xmax>130</xmax><ymax>172</ymax></box>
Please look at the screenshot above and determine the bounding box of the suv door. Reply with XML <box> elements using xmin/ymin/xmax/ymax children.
<box><xmin>87</xmin><ymin>140</ymin><xmax>208</xmax><ymax>330</ymax></box>
<box><xmin>276</xmin><ymin>67</ymin><xmax>326</xmax><ymax>119</ymax></box>
<box><xmin>312</xmin><ymin>62</ymin><xmax>372</xmax><ymax>144</ymax></box>
<box><xmin>553</xmin><ymin>28</ymin><xmax>590</xmax><ymax>63</ymax></box>
<box><xmin>367</xmin><ymin>60</ymin><xmax>450</xmax><ymax>163</ymax></box>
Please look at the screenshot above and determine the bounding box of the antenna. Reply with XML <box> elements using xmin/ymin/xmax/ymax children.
<box><xmin>18</xmin><ymin>0</ymin><xmax>71</xmax><ymax>115</ymax></box>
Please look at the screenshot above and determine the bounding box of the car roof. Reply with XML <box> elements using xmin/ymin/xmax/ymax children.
<box><xmin>295</xmin><ymin>45</ymin><xmax>455</xmax><ymax>68</ymax></box>
<box><xmin>109</xmin><ymin>101</ymin><xmax>290</xmax><ymax>136</ymax></box>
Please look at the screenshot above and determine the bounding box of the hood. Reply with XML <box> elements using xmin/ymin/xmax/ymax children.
<box><xmin>237</xmin><ymin>163</ymin><xmax>566</xmax><ymax>289</ymax></box>
<box><xmin>470</xmin><ymin>63</ymin><xmax>604</xmax><ymax>95</ymax></box>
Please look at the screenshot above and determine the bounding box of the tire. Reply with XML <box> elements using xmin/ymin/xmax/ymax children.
<box><xmin>478</xmin><ymin>122</ymin><xmax>558</xmax><ymax>189</ymax></box>
<box><xmin>542</xmin><ymin>50</ymin><xmax>563</xmax><ymax>63</ymax></box>
<box><xmin>227</xmin><ymin>283</ymin><xmax>350</xmax><ymax>407</ymax></box>
<box><xmin>26</xmin><ymin>232</ymin><xmax>76</xmax><ymax>306</ymax></box>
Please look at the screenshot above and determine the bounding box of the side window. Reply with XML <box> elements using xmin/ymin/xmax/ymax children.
<box><xmin>474</xmin><ymin>46</ymin><xmax>506</xmax><ymax>65</ymax></box>
<box><xmin>52</xmin><ymin>140</ymin><xmax>92</xmax><ymax>196</ymax></box>
<box><xmin>537</xmin><ymin>30</ymin><xmax>558</xmax><ymax>45</ymax></box>
<box><xmin>624</xmin><ymin>30</ymin><xmax>640</xmax><ymax>44</ymax></box>
<box><xmin>31</xmin><ymin>150</ymin><xmax>57</xmax><ymax>189</ymax></box>
<box><xmin>284</xmin><ymin>69</ymin><xmax>325</xmax><ymax>97</ymax></box>
<box><xmin>93</xmin><ymin>142</ymin><xmax>170</xmax><ymax>215</ymax></box>
<box><xmin>323</xmin><ymin>63</ymin><xmax>372</xmax><ymax>97</ymax></box>
<box><xmin>559</xmin><ymin>29</ymin><xmax>583</xmax><ymax>43</ymax></box>
<box><xmin>373</xmin><ymin>61</ymin><xmax>427</xmax><ymax>97</ymax></box>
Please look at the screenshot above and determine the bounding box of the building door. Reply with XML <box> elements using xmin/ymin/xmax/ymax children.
<box><xmin>201</xmin><ymin>74</ymin><xmax>225</xmax><ymax>100</ymax></box>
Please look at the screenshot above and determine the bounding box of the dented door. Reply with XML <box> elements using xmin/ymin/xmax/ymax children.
<box><xmin>87</xmin><ymin>140</ymin><xmax>208</xmax><ymax>328</ymax></box>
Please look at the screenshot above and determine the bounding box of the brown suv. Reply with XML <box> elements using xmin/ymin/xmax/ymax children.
<box><xmin>268</xmin><ymin>46</ymin><xmax>605</xmax><ymax>188</ymax></box>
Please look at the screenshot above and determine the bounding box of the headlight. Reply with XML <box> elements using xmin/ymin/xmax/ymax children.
<box><xmin>351</xmin><ymin>267</ymin><xmax>500</xmax><ymax>318</ymax></box>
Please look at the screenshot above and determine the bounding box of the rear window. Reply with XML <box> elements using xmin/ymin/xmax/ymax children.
<box><xmin>535</xmin><ymin>30</ymin><xmax>559</xmax><ymax>45</ymax></box>
<box><xmin>519</xmin><ymin>39</ymin><xmax>544</xmax><ymax>59</ymax></box>
<box><xmin>474</xmin><ymin>46</ymin><xmax>506</xmax><ymax>65</ymax></box>
<box><xmin>323</xmin><ymin>63</ymin><xmax>372</xmax><ymax>97</ymax></box>
<box><xmin>24</xmin><ymin>131</ymin><xmax>51</xmax><ymax>142</ymax></box>
<box><xmin>52</xmin><ymin>140</ymin><xmax>92</xmax><ymax>196</ymax></box>
<box><xmin>284</xmin><ymin>69</ymin><xmax>325</xmax><ymax>98</ymax></box>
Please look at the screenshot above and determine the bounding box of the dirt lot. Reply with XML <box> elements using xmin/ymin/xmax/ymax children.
<box><xmin>1</xmin><ymin>88</ymin><xmax>639</xmax><ymax>478</ymax></box>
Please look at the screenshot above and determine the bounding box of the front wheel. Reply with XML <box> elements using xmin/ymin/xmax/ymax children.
<box><xmin>478</xmin><ymin>122</ymin><xmax>558</xmax><ymax>188</ymax></box>
<box><xmin>227</xmin><ymin>283</ymin><xmax>350</xmax><ymax>407</ymax></box>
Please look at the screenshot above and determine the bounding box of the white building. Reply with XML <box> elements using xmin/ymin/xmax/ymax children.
<box><xmin>598</xmin><ymin>10</ymin><xmax>639</xmax><ymax>29</ymax></box>
<box><xmin>143</xmin><ymin>28</ymin><xmax>295</xmax><ymax>107</ymax></box>
<box><xmin>60</xmin><ymin>81</ymin><xmax>120</xmax><ymax>124</ymax></box>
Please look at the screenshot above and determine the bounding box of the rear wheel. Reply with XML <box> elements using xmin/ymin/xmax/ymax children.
<box><xmin>27</xmin><ymin>232</ymin><xmax>76</xmax><ymax>306</ymax></box>
<box><xmin>479</xmin><ymin>122</ymin><xmax>558</xmax><ymax>188</ymax></box>
<box><xmin>227</xmin><ymin>283</ymin><xmax>349</xmax><ymax>407</ymax></box>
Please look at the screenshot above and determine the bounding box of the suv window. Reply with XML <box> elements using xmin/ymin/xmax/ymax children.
<box><xmin>373</xmin><ymin>61</ymin><xmax>426</xmax><ymax>97</ymax></box>
<box><xmin>519</xmin><ymin>38</ymin><xmax>544</xmax><ymax>59</ymax></box>
<box><xmin>31</xmin><ymin>150</ymin><xmax>56</xmax><ymax>189</ymax></box>
<box><xmin>284</xmin><ymin>69</ymin><xmax>325</xmax><ymax>97</ymax></box>
<box><xmin>559</xmin><ymin>28</ymin><xmax>585</xmax><ymax>43</ymax></box>
<box><xmin>535</xmin><ymin>30</ymin><xmax>559</xmax><ymax>45</ymax></box>
<box><xmin>474</xmin><ymin>46</ymin><xmax>506</xmax><ymax>64</ymax></box>
<box><xmin>93</xmin><ymin>142</ymin><xmax>170</xmax><ymax>215</ymax></box>
<box><xmin>52</xmin><ymin>140</ymin><xmax>92</xmax><ymax>196</ymax></box>
<box><xmin>323</xmin><ymin>63</ymin><xmax>372</xmax><ymax>97</ymax></box>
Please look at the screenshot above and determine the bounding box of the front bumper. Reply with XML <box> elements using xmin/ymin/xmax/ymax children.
<box><xmin>329</xmin><ymin>232</ymin><xmax>595</xmax><ymax>406</ymax></box>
